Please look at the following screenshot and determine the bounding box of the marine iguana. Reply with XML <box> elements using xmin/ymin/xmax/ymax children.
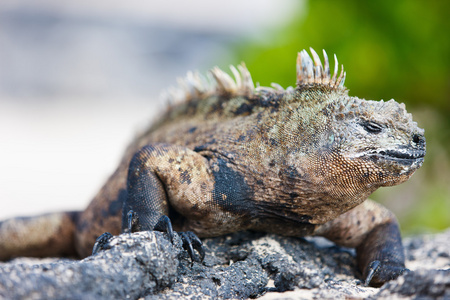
<box><xmin>0</xmin><ymin>48</ymin><xmax>425</xmax><ymax>286</ymax></box>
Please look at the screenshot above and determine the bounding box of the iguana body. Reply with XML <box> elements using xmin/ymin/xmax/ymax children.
<box><xmin>0</xmin><ymin>49</ymin><xmax>425</xmax><ymax>286</ymax></box>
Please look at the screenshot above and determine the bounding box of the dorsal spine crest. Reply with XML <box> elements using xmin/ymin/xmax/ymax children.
<box><xmin>164</xmin><ymin>48</ymin><xmax>347</xmax><ymax>107</ymax></box>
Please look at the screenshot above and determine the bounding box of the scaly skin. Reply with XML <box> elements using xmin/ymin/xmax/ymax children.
<box><xmin>0</xmin><ymin>49</ymin><xmax>425</xmax><ymax>286</ymax></box>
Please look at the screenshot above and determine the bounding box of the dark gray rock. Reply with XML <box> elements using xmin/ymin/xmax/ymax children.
<box><xmin>0</xmin><ymin>231</ymin><xmax>179</xmax><ymax>299</ymax></box>
<box><xmin>374</xmin><ymin>269</ymin><xmax>450</xmax><ymax>300</ymax></box>
<box><xmin>0</xmin><ymin>229</ymin><xmax>449</xmax><ymax>299</ymax></box>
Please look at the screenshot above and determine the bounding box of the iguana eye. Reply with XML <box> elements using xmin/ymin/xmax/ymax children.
<box><xmin>360</xmin><ymin>121</ymin><xmax>383</xmax><ymax>134</ymax></box>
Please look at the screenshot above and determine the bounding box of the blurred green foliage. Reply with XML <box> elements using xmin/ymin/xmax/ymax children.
<box><xmin>229</xmin><ymin>0</ymin><xmax>450</xmax><ymax>234</ymax></box>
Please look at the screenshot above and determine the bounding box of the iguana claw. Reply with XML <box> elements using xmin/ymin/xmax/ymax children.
<box><xmin>364</xmin><ymin>260</ymin><xmax>380</xmax><ymax>286</ymax></box>
<box><xmin>364</xmin><ymin>260</ymin><xmax>408</xmax><ymax>287</ymax></box>
<box><xmin>92</xmin><ymin>232</ymin><xmax>113</xmax><ymax>255</ymax></box>
<box><xmin>124</xmin><ymin>210</ymin><xmax>141</xmax><ymax>233</ymax></box>
<box><xmin>180</xmin><ymin>231</ymin><xmax>205</xmax><ymax>263</ymax></box>
<box><xmin>154</xmin><ymin>215</ymin><xmax>174</xmax><ymax>244</ymax></box>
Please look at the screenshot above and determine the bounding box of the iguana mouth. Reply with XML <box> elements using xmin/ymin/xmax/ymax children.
<box><xmin>375</xmin><ymin>149</ymin><xmax>426</xmax><ymax>161</ymax></box>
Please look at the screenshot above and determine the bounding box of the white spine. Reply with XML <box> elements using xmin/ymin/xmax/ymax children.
<box><xmin>296</xmin><ymin>48</ymin><xmax>346</xmax><ymax>89</ymax></box>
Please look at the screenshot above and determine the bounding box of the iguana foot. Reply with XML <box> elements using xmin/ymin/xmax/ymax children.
<box><xmin>126</xmin><ymin>210</ymin><xmax>204</xmax><ymax>263</ymax></box>
<box><xmin>364</xmin><ymin>260</ymin><xmax>408</xmax><ymax>287</ymax></box>
<box><xmin>92</xmin><ymin>232</ymin><xmax>113</xmax><ymax>255</ymax></box>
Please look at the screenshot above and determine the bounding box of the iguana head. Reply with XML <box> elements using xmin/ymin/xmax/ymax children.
<box><xmin>295</xmin><ymin>48</ymin><xmax>425</xmax><ymax>189</ymax></box>
<box><xmin>329</xmin><ymin>96</ymin><xmax>425</xmax><ymax>186</ymax></box>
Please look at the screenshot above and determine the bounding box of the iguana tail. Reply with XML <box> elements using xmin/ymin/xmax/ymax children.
<box><xmin>0</xmin><ymin>211</ymin><xmax>80</xmax><ymax>261</ymax></box>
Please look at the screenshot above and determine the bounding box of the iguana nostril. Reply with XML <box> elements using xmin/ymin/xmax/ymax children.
<box><xmin>412</xmin><ymin>134</ymin><xmax>424</xmax><ymax>145</ymax></box>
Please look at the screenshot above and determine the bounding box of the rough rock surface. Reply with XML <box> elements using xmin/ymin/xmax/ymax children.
<box><xmin>0</xmin><ymin>229</ymin><xmax>449</xmax><ymax>299</ymax></box>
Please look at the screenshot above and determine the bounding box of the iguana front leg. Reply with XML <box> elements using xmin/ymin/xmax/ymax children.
<box><xmin>313</xmin><ymin>200</ymin><xmax>406</xmax><ymax>287</ymax></box>
<box><xmin>122</xmin><ymin>143</ymin><xmax>217</xmax><ymax>261</ymax></box>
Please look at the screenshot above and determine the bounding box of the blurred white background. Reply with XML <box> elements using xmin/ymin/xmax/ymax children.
<box><xmin>0</xmin><ymin>0</ymin><xmax>301</xmax><ymax>219</ymax></box>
